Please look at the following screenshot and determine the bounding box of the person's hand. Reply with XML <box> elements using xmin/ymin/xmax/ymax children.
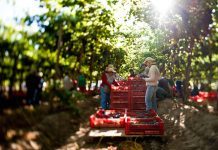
<box><xmin>143</xmin><ymin>78</ymin><xmax>147</xmax><ymax>81</ymax></box>
<box><xmin>135</xmin><ymin>76</ymin><xmax>142</xmax><ymax>80</ymax></box>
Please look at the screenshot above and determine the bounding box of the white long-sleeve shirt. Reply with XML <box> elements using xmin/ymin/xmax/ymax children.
<box><xmin>144</xmin><ymin>65</ymin><xmax>160</xmax><ymax>86</ymax></box>
<box><xmin>63</xmin><ymin>75</ymin><xmax>73</xmax><ymax>90</ymax></box>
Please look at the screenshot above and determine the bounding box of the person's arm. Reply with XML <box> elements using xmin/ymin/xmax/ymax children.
<box><xmin>138</xmin><ymin>67</ymin><xmax>149</xmax><ymax>78</ymax></box>
<box><xmin>112</xmin><ymin>80</ymin><xmax>119</xmax><ymax>86</ymax></box>
<box><xmin>138</xmin><ymin>73</ymin><xmax>149</xmax><ymax>78</ymax></box>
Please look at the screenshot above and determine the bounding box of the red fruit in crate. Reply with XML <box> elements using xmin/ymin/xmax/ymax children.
<box><xmin>95</xmin><ymin>108</ymin><xmax>106</xmax><ymax>118</ymax></box>
<box><xmin>95</xmin><ymin>113</ymin><xmax>103</xmax><ymax>118</ymax></box>
<box><xmin>113</xmin><ymin>113</ymin><xmax>121</xmax><ymax>118</ymax></box>
<box><xmin>96</xmin><ymin>113</ymin><xmax>110</xmax><ymax>118</ymax></box>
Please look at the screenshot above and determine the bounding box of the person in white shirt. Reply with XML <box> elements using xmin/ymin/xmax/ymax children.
<box><xmin>63</xmin><ymin>74</ymin><xmax>73</xmax><ymax>90</ymax></box>
<box><xmin>143</xmin><ymin>57</ymin><xmax>160</xmax><ymax>112</ymax></box>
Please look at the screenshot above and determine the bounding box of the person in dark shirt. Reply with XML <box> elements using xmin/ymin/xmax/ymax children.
<box><xmin>156</xmin><ymin>77</ymin><xmax>173</xmax><ymax>100</ymax></box>
<box><xmin>175</xmin><ymin>80</ymin><xmax>184</xmax><ymax>98</ymax></box>
<box><xmin>26</xmin><ymin>70</ymin><xmax>41</xmax><ymax>105</ymax></box>
<box><xmin>158</xmin><ymin>77</ymin><xmax>171</xmax><ymax>94</ymax></box>
<box><xmin>191</xmin><ymin>85</ymin><xmax>199</xmax><ymax>96</ymax></box>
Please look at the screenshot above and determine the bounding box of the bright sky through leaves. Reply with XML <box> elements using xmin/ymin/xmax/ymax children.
<box><xmin>0</xmin><ymin>0</ymin><xmax>45</xmax><ymax>32</ymax></box>
<box><xmin>0</xmin><ymin>0</ymin><xmax>109</xmax><ymax>32</ymax></box>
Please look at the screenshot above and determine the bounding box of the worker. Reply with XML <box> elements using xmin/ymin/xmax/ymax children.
<box><xmin>100</xmin><ymin>64</ymin><xmax>118</xmax><ymax>109</ymax></box>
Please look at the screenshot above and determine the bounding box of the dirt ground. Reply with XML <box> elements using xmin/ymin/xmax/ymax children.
<box><xmin>0</xmin><ymin>95</ymin><xmax>218</xmax><ymax>150</ymax></box>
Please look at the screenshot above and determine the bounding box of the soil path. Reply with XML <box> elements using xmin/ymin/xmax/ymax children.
<box><xmin>0</xmin><ymin>96</ymin><xmax>218</xmax><ymax>150</ymax></box>
<box><xmin>58</xmin><ymin>97</ymin><xmax>218</xmax><ymax>150</ymax></box>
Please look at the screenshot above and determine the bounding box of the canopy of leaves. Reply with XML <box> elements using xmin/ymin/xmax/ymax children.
<box><xmin>0</xmin><ymin>0</ymin><xmax>217</xmax><ymax>93</ymax></box>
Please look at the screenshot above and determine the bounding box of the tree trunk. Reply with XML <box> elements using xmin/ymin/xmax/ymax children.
<box><xmin>9</xmin><ymin>56</ymin><xmax>18</xmax><ymax>96</ymax></box>
<box><xmin>77</xmin><ymin>39</ymin><xmax>87</xmax><ymax>75</ymax></box>
<box><xmin>183</xmin><ymin>42</ymin><xmax>193</xmax><ymax>102</ymax></box>
<box><xmin>88</xmin><ymin>46</ymin><xmax>94</xmax><ymax>90</ymax></box>
<box><xmin>55</xmin><ymin>26</ymin><xmax>63</xmax><ymax>78</ymax></box>
<box><xmin>183</xmin><ymin>61</ymin><xmax>190</xmax><ymax>101</ymax></box>
<box><xmin>19</xmin><ymin>71</ymin><xmax>23</xmax><ymax>91</ymax></box>
<box><xmin>208</xmin><ymin>53</ymin><xmax>213</xmax><ymax>86</ymax></box>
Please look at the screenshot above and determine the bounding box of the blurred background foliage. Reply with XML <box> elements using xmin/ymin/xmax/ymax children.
<box><xmin>0</xmin><ymin>0</ymin><xmax>217</xmax><ymax>100</ymax></box>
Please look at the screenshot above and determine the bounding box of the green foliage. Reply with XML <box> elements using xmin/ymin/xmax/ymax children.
<box><xmin>22</xmin><ymin>0</ymin><xmax>126</xmax><ymax>80</ymax></box>
<box><xmin>55</xmin><ymin>89</ymin><xmax>73</xmax><ymax>104</ymax></box>
<box><xmin>72</xmin><ymin>90</ymin><xmax>86</xmax><ymax>100</ymax></box>
<box><xmin>0</xmin><ymin>0</ymin><xmax>217</xmax><ymax>101</ymax></box>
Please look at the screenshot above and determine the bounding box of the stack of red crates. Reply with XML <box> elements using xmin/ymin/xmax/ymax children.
<box><xmin>90</xmin><ymin>80</ymin><xmax>128</xmax><ymax>128</ymax></box>
<box><xmin>128</xmin><ymin>77</ymin><xmax>146</xmax><ymax>110</ymax></box>
<box><xmin>89</xmin><ymin>77</ymin><xmax>165</xmax><ymax>136</ymax></box>
<box><xmin>110</xmin><ymin>80</ymin><xmax>129</xmax><ymax>109</ymax></box>
<box><xmin>125</xmin><ymin>78</ymin><xmax>164</xmax><ymax>135</ymax></box>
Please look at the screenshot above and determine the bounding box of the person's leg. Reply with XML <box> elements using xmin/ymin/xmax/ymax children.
<box><xmin>33</xmin><ymin>89</ymin><xmax>39</xmax><ymax>105</ymax></box>
<box><xmin>27</xmin><ymin>89</ymin><xmax>34</xmax><ymax>105</ymax></box>
<box><xmin>152</xmin><ymin>86</ymin><xmax>158</xmax><ymax>112</ymax></box>
<box><xmin>100</xmin><ymin>87</ymin><xmax>107</xmax><ymax>109</ymax></box>
<box><xmin>145</xmin><ymin>85</ymin><xmax>153</xmax><ymax>111</ymax></box>
<box><xmin>26</xmin><ymin>90</ymin><xmax>31</xmax><ymax>105</ymax></box>
<box><xmin>178</xmin><ymin>89</ymin><xmax>184</xmax><ymax>99</ymax></box>
<box><xmin>106</xmin><ymin>93</ymin><xmax>110</xmax><ymax>109</ymax></box>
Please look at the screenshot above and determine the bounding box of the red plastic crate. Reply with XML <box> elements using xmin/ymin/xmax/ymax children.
<box><xmin>189</xmin><ymin>95</ymin><xmax>207</xmax><ymax>102</ymax></box>
<box><xmin>208</xmin><ymin>91</ymin><xmax>217</xmax><ymax>98</ymax></box>
<box><xmin>111</xmin><ymin>80</ymin><xmax>129</xmax><ymax>91</ymax></box>
<box><xmin>128</xmin><ymin>78</ymin><xmax>147</xmax><ymax>110</ymax></box>
<box><xmin>117</xmin><ymin>80</ymin><xmax>129</xmax><ymax>86</ymax></box>
<box><xmin>131</xmin><ymin>103</ymin><xmax>145</xmax><ymax>110</ymax></box>
<box><xmin>128</xmin><ymin>79</ymin><xmax>146</xmax><ymax>91</ymax></box>
<box><xmin>110</xmin><ymin>91</ymin><xmax>129</xmax><ymax>109</ymax></box>
<box><xmin>111</xmin><ymin>85</ymin><xmax>128</xmax><ymax>91</ymax></box>
<box><xmin>190</xmin><ymin>91</ymin><xmax>218</xmax><ymax>102</ymax></box>
<box><xmin>110</xmin><ymin>82</ymin><xmax>129</xmax><ymax>109</ymax></box>
<box><xmin>131</xmin><ymin>91</ymin><xmax>145</xmax><ymax>96</ymax></box>
<box><xmin>125</xmin><ymin>116</ymin><xmax>164</xmax><ymax>135</ymax></box>
<box><xmin>127</xmin><ymin>109</ymin><xmax>157</xmax><ymax>117</ymax></box>
<box><xmin>130</xmin><ymin>95</ymin><xmax>146</xmax><ymax>110</ymax></box>
<box><xmin>111</xmin><ymin>91</ymin><xmax>128</xmax><ymax>97</ymax></box>
<box><xmin>110</xmin><ymin>82</ymin><xmax>129</xmax><ymax>110</ymax></box>
<box><xmin>90</xmin><ymin>109</ymin><xmax>126</xmax><ymax>128</ymax></box>
<box><xmin>128</xmin><ymin>78</ymin><xmax>146</xmax><ymax>84</ymax></box>
<box><xmin>129</xmin><ymin>85</ymin><xmax>146</xmax><ymax>91</ymax></box>
<box><xmin>126</xmin><ymin>116</ymin><xmax>162</xmax><ymax>123</ymax></box>
<box><xmin>199</xmin><ymin>91</ymin><xmax>217</xmax><ymax>100</ymax></box>
<box><xmin>110</xmin><ymin>102</ymin><xmax>129</xmax><ymax>109</ymax></box>
<box><xmin>110</xmin><ymin>77</ymin><xmax>147</xmax><ymax>110</ymax></box>
<box><xmin>131</xmin><ymin>97</ymin><xmax>144</xmax><ymax>102</ymax></box>
<box><xmin>110</xmin><ymin>97</ymin><xmax>128</xmax><ymax>102</ymax></box>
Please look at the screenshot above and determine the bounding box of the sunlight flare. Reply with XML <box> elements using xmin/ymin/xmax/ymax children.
<box><xmin>151</xmin><ymin>0</ymin><xmax>174</xmax><ymax>14</ymax></box>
